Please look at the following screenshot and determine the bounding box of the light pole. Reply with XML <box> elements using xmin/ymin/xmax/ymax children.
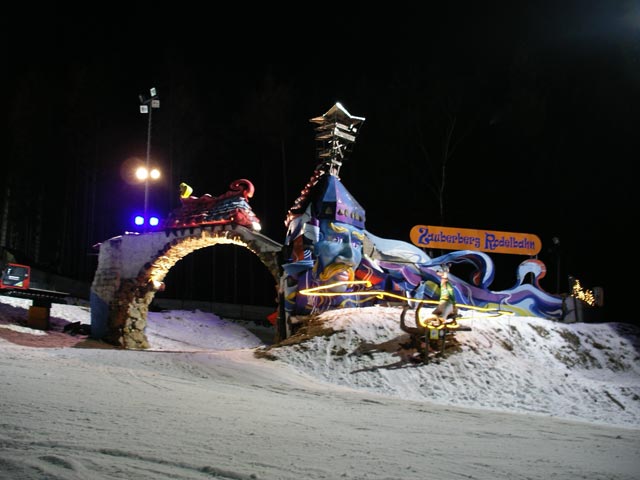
<box><xmin>139</xmin><ymin>87</ymin><xmax>160</xmax><ymax>231</ymax></box>
<box><xmin>552</xmin><ymin>236</ymin><xmax>561</xmax><ymax>294</ymax></box>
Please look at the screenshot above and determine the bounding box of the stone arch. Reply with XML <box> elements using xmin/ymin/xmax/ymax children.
<box><xmin>90</xmin><ymin>225</ymin><xmax>282</xmax><ymax>349</ymax></box>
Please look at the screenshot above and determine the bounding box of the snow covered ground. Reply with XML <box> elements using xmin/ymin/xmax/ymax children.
<box><xmin>0</xmin><ymin>296</ymin><xmax>638</xmax><ymax>480</ymax></box>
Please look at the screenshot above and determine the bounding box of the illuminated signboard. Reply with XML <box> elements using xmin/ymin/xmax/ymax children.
<box><xmin>410</xmin><ymin>225</ymin><xmax>541</xmax><ymax>256</ymax></box>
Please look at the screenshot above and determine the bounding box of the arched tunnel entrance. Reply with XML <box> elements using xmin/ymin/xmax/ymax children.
<box><xmin>90</xmin><ymin>226</ymin><xmax>282</xmax><ymax>349</ymax></box>
<box><xmin>159</xmin><ymin>245</ymin><xmax>276</xmax><ymax>308</ymax></box>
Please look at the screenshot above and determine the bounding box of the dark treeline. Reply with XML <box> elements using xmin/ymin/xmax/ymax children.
<box><xmin>4</xmin><ymin>4</ymin><xmax>636</xmax><ymax>316</ymax></box>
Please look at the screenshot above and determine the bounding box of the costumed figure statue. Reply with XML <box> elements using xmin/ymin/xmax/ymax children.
<box><xmin>417</xmin><ymin>265</ymin><xmax>459</xmax><ymax>329</ymax></box>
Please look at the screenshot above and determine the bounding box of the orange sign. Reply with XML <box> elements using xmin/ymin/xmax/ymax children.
<box><xmin>410</xmin><ymin>225</ymin><xmax>541</xmax><ymax>256</ymax></box>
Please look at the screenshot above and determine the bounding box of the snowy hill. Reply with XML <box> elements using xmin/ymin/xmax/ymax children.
<box><xmin>1</xmin><ymin>297</ymin><xmax>639</xmax><ymax>479</ymax></box>
<box><xmin>266</xmin><ymin>306</ymin><xmax>640</xmax><ymax>429</ymax></box>
<box><xmin>1</xmin><ymin>297</ymin><xmax>638</xmax><ymax>430</ymax></box>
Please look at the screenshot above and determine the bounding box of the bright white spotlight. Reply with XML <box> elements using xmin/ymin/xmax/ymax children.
<box><xmin>135</xmin><ymin>167</ymin><xmax>148</xmax><ymax>181</ymax></box>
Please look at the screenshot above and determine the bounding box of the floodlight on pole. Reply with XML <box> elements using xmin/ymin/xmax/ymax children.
<box><xmin>138</xmin><ymin>87</ymin><xmax>160</xmax><ymax>231</ymax></box>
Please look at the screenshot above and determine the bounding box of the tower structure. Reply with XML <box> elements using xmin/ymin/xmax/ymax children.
<box><xmin>309</xmin><ymin>102</ymin><xmax>365</xmax><ymax>177</ymax></box>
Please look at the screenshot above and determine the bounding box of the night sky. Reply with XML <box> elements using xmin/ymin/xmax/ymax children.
<box><xmin>4</xmin><ymin>3</ymin><xmax>637</xmax><ymax>321</ymax></box>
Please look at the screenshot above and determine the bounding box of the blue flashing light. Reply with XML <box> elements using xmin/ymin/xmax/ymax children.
<box><xmin>133</xmin><ymin>215</ymin><xmax>161</xmax><ymax>229</ymax></box>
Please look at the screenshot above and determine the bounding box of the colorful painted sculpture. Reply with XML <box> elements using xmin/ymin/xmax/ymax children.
<box><xmin>159</xmin><ymin>179</ymin><xmax>262</xmax><ymax>231</ymax></box>
<box><xmin>279</xmin><ymin>103</ymin><xmax>564</xmax><ymax>332</ymax></box>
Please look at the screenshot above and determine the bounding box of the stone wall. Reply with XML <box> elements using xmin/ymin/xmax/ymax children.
<box><xmin>90</xmin><ymin>226</ymin><xmax>282</xmax><ymax>349</ymax></box>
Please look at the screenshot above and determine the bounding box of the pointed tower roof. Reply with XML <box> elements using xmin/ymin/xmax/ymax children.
<box><xmin>314</xmin><ymin>175</ymin><xmax>366</xmax><ymax>229</ymax></box>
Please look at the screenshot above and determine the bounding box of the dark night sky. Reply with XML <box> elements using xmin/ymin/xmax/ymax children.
<box><xmin>4</xmin><ymin>2</ymin><xmax>638</xmax><ymax>321</ymax></box>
